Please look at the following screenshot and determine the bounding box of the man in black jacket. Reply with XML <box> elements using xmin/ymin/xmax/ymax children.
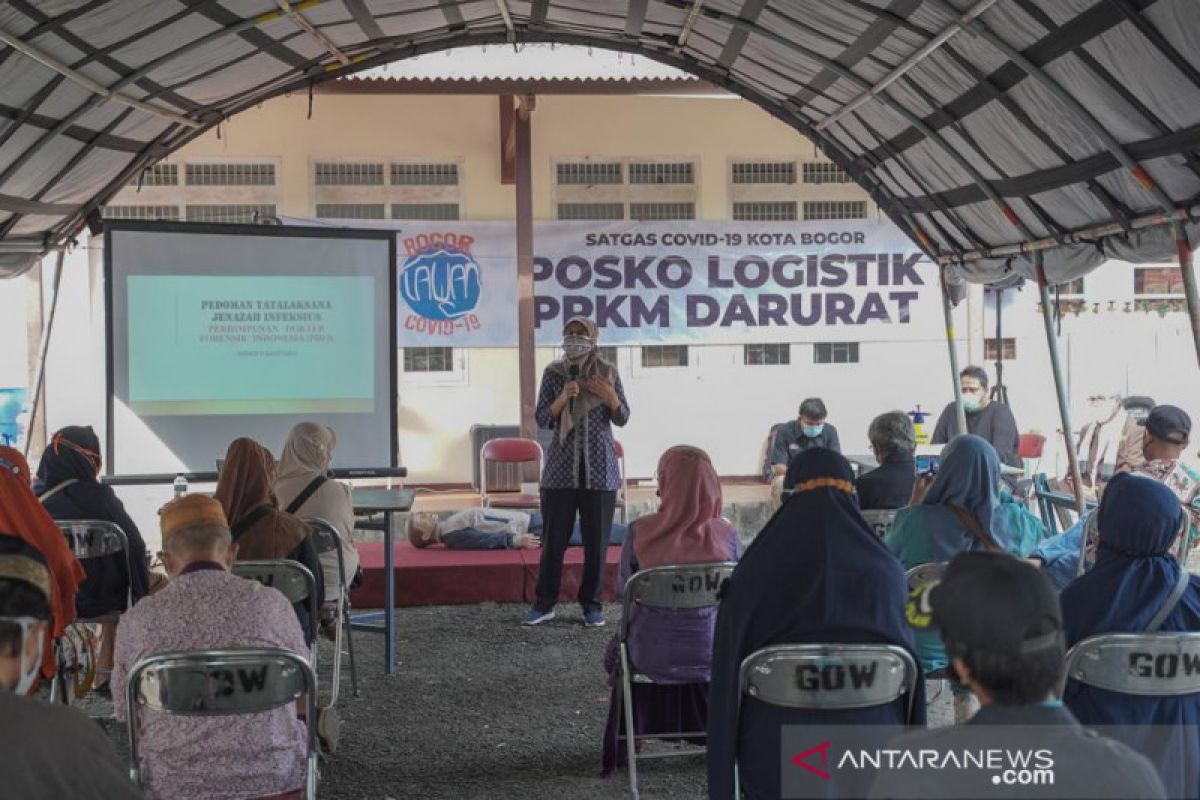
<box><xmin>856</xmin><ymin>411</ymin><xmax>917</xmax><ymax>510</ymax></box>
<box><xmin>931</xmin><ymin>365</ymin><xmax>1021</xmax><ymax>471</ymax></box>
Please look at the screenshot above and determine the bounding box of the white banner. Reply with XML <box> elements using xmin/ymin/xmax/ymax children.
<box><xmin>385</xmin><ymin>220</ymin><xmax>940</xmax><ymax>346</ymax></box>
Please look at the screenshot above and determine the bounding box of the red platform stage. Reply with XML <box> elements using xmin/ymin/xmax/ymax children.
<box><xmin>349</xmin><ymin>541</ymin><xmax>623</xmax><ymax>608</ymax></box>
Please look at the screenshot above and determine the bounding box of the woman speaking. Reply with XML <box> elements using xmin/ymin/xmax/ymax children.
<box><xmin>524</xmin><ymin>316</ymin><xmax>629</xmax><ymax>627</ymax></box>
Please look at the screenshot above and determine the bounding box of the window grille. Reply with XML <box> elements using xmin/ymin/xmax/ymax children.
<box><xmin>1133</xmin><ymin>267</ymin><xmax>1184</xmax><ymax>296</ymax></box>
<box><xmin>641</xmin><ymin>345</ymin><xmax>689</xmax><ymax>367</ymax></box>
<box><xmin>101</xmin><ymin>205</ymin><xmax>180</xmax><ymax>220</ymax></box>
<box><xmin>732</xmin><ymin>162</ymin><xmax>795</xmax><ymax>184</ymax></box>
<box><xmin>744</xmin><ymin>343</ymin><xmax>790</xmax><ymax>365</ymax></box>
<box><xmin>556</xmin><ymin>162</ymin><xmax>622</xmax><ymax>185</ymax></box>
<box><xmin>315</xmin><ymin>162</ymin><xmax>384</xmax><ymax>186</ymax></box>
<box><xmin>316</xmin><ymin>204</ymin><xmax>386</xmax><ymax>220</ymax></box>
<box><xmin>557</xmin><ymin>203</ymin><xmax>624</xmax><ymax>221</ymax></box>
<box><xmin>629</xmin><ymin>162</ymin><xmax>694</xmax><ymax>185</ymax></box>
<box><xmin>629</xmin><ymin>202</ymin><xmax>695</xmax><ymax>221</ymax></box>
<box><xmin>813</xmin><ymin>342</ymin><xmax>860</xmax><ymax>364</ymax></box>
<box><xmin>129</xmin><ymin>164</ymin><xmax>178</xmax><ymax>186</ymax></box>
<box><xmin>184</xmin><ymin>204</ymin><xmax>276</xmax><ymax>224</ymax></box>
<box><xmin>803</xmin><ymin>200</ymin><xmax>867</xmax><ymax>221</ymax></box>
<box><xmin>391</xmin><ymin>163</ymin><xmax>459</xmax><ymax>186</ymax></box>
<box><xmin>403</xmin><ymin>347</ymin><xmax>455</xmax><ymax>372</ymax></box>
<box><xmin>185</xmin><ymin>163</ymin><xmax>275</xmax><ymax>186</ymax></box>
<box><xmin>802</xmin><ymin>162</ymin><xmax>853</xmax><ymax>184</ymax></box>
<box><xmin>733</xmin><ymin>201</ymin><xmax>798</xmax><ymax>221</ymax></box>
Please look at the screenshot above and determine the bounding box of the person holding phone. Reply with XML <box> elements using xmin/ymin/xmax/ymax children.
<box><xmin>523</xmin><ymin>316</ymin><xmax>630</xmax><ymax>628</ymax></box>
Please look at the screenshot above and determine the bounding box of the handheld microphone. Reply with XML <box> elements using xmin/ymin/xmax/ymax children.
<box><xmin>568</xmin><ymin>364</ymin><xmax>579</xmax><ymax>415</ymax></box>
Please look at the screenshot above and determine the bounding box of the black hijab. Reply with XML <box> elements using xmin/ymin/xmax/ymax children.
<box><xmin>34</xmin><ymin>425</ymin><xmax>102</xmax><ymax>493</ymax></box>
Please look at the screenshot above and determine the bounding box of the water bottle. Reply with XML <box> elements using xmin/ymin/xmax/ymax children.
<box><xmin>910</xmin><ymin>405</ymin><xmax>930</xmax><ymax>445</ymax></box>
<box><xmin>173</xmin><ymin>474</ymin><xmax>188</xmax><ymax>498</ymax></box>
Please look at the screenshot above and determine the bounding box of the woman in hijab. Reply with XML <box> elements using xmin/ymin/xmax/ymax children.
<box><xmin>525</xmin><ymin>315</ymin><xmax>630</xmax><ymax>627</ymax></box>
<box><xmin>1061</xmin><ymin>473</ymin><xmax>1200</xmax><ymax>798</ymax></box>
<box><xmin>34</xmin><ymin>425</ymin><xmax>150</xmax><ymax>692</ymax></box>
<box><xmin>274</xmin><ymin>422</ymin><xmax>359</xmax><ymax>607</ymax></box>
<box><xmin>214</xmin><ymin>437</ymin><xmax>324</xmax><ymax>639</ymax></box>
<box><xmin>884</xmin><ymin>434</ymin><xmax>1045</xmax><ymax>675</ymax></box>
<box><xmin>707</xmin><ymin>448</ymin><xmax>923</xmax><ymax>800</ymax></box>
<box><xmin>0</xmin><ymin>445</ymin><xmax>85</xmax><ymax>679</ymax></box>
<box><xmin>601</xmin><ymin>445</ymin><xmax>740</xmax><ymax>775</ymax></box>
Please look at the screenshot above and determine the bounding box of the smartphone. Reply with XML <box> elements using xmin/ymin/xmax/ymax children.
<box><xmin>916</xmin><ymin>455</ymin><xmax>940</xmax><ymax>477</ymax></box>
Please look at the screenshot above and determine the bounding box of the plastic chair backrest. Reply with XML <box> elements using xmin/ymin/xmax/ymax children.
<box><xmin>1019</xmin><ymin>433</ymin><xmax>1047</xmax><ymax>459</ymax></box>
<box><xmin>125</xmin><ymin>647</ymin><xmax>317</xmax><ymax>798</ymax></box>
<box><xmin>738</xmin><ymin>643</ymin><xmax>918</xmax><ymax>722</ymax></box>
<box><xmin>1064</xmin><ymin>633</ymin><xmax>1200</xmax><ymax>696</ymax></box>
<box><xmin>480</xmin><ymin>437</ymin><xmax>542</xmax><ymax>464</ymax></box>
<box><xmin>860</xmin><ymin>509</ymin><xmax>898</xmax><ymax>537</ymax></box>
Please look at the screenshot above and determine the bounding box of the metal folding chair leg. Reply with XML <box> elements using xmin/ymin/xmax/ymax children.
<box><xmin>343</xmin><ymin>599</ymin><xmax>360</xmax><ymax>697</ymax></box>
<box><xmin>619</xmin><ymin>643</ymin><xmax>640</xmax><ymax>800</ymax></box>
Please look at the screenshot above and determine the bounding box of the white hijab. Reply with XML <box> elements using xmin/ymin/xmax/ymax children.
<box><xmin>275</xmin><ymin>422</ymin><xmax>356</xmax><ymax>544</ymax></box>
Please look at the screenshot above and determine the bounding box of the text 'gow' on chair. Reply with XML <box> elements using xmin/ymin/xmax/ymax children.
<box><xmin>1063</xmin><ymin>633</ymin><xmax>1200</xmax><ymax>699</ymax></box>
<box><xmin>479</xmin><ymin>438</ymin><xmax>542</xmax><ymax>510</ymax></box>
<box><xmin>617</xmin><ymin>561</ymin><xmax>737</xmax><ymax>800</ymax></box>
<box><xmin>860</xmin><ymin>509</ymin><xmax>898</xmax><ymax>538</ymax></box>
<box><xmin>305</xmin><ymin>517</ymin><xmax>359</xmax><ymax>704</ymax></box>
<box><xmin>125</xmin><ymin>647</ymin><xmax>318</xmax><ymax>799</ymax></box>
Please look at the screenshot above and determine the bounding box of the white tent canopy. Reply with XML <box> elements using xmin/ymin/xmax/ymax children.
<box><xmin>0</xmin><ymin>1</ymin><xmax>1199</xmax><ymax>285</ymax></box>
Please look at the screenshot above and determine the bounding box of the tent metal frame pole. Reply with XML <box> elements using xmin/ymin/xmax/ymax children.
<box><xmin>942</xmin><ymin>203</ymin><xmax>1199</xmax><ymax>266</ymax></box>
<box><xmin>24</xmin><ymin>249</ymin><xmax>66</xmax><ymax>458</ymax></box>
<box><xmin>940</xmin><ymin>270</ymin><xmax>967</xmax><ymax>435</ymax></box>
<box><xmin>1175</xmin><ymin>221</ymin><xmax>1200</xmax><ymax>369</ymax></box>
<box><xmin>515</xmin><ymin>94</ymin><xmax>537</xmax><ymax>440</ymax></box>
<box><xmin>1031</xmin><ymin>254</ymin><xmax>1087</xmax><ymax>573</ymax></box>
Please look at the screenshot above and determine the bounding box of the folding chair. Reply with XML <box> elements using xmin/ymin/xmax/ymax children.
<box><xmin>614</xmin><ymin>440</ymin><xmax>629</xmax><ymax>524</ymax></box>
<box><xmin>1033</xmin><ymin>474</ymin><xmax>1097</xmax><ymax>538</ymax></box>
<box><xmin>231</xmin><ymin>560</ymin><xmax>319</xmax><ymax>668</ymax></box>
<box><xmin>617</xmin><ymin>561</ymin><xmax>737</xmax><ymax>800</ymax></box>
<box><xmin>860</xmin><ymin>509</ymin><xmax>898</xmax><ymax>538</ymax></box>
<box><xmin>1019</xmin><ymin>433</ymin><xmax>1046</xmax><ymax>478</ymax></box>
<box><xmin>904</xmin><ymin>562</ymin><xmax>947</xmax><ymax>592</ymax></box>
<box><xmin>125</xmin><ymin>647</ymin><xmax>318</xmax><ymax>799</ymax></box>
<box><xmin>52</xmin><ymin>520</ymin><xmax>132</xmax><ymax>705</ymax></box>
<box><xmin>479</xmin><ymin>438</ymin><xmax>542</xmax><ymax>509</ymax></box>
<box><xmin>1063</xmin><ymin>632</ymin><xmax>1200</xmax><ymax>698</ymax></box>
<box><xmin>304</xmin><ymin>518</ymin><xmax>359</xmax><ymax>704</ymax></box>
<box><xmin>734</xmin><ymin>644</ymin><xmax>919</xmax><ymax>798</ymax></box>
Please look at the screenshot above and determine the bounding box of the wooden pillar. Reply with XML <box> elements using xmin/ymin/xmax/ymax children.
<box><xmin>515</xmin><ymin>94</ymin><xmax>536</xmax><ymax>440</ymax></box>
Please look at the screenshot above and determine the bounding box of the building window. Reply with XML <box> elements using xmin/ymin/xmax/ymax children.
<box><xmin>102</xmin><ymin>205</ymin><xmax>180</xmax><ymax>221</ymax></box>
<box><xmin>185</xmin><ymin>163</ymin><xmax>275</xmax><ymax>186</ymax></box>
<box><xmin>1060</xmin><ymin>277</ymin><xmax>1085</xmax><ymax>296</ymax></box>
<box><xmin>129</xmin><ymin>164</ymin><xmax>177</xmax><ymax>186</ymax></box>
<box><xmin>733</xmin><ymin>201</ymin><xmax>798</xmax><ymax>221</ymax></box>
<box><xmin>402</xmin><ymin>347</ymin><xmax>455</xmax><ymax>373</ymax></box>
<box><xmin>744</xmin><ymin>343</ymin><xmax>790</xmax><ymax>365</ymax></box>
<box><xmin>814</xmin><ymin>342</ymin><xmax>860</xmax><ymax>364</ymax></box>
<box><xmin>184</xmin><ymin>204</ymin><xmax>276</xmax><ymax>224</ymax></box>
<box><xmin>316</xmin><ymin>203</ymin><xmax>386</xmax><ymax>220</ymax></box>
<box><xmin>315</xmin><ymin>162</ymin><xmax>383</xmax><ymax>186</ymax></box>
<box><xmin>1134</xmin><ymin>267</ymin><xmax>1184</xmax><ymax>296</ymax></box>
<box><xmin>802</xmin><ymin>162</ymin><xmax>853</xmax><ymax>184</ymax></box>
<box><xmin>629</xmin><ymin>162</ymin><xmax>694</xmax><ymax>185</ymax></box>
<box><xmin>629</xmin><ymin>202</ymin><xmax>695</xmax><ymax>221</ymax></box>
<box><xmin>391</xmin><ymin>163</ymin><xmax>459</xmax><ymax>186</ymax></box>
<box><xmin>391</xmin><ymin>203</ymin><xmax>460</xmax><ymax>220</ymax></box>
<box><xmin>803</xmin><ymin>200</ymin><xmax>867</xmax><ymax>221</ymax></box>
<box><xmin>557</xmin><ymin>202</ymin><xmax>624</xmax><ymax>221</ymax></box>
<box><xmin>732</xmin><ymin>161</ymin><xmax>796</xmax><ymax>184</ymax></box>
<box><xmin>984</xmin><ymin>337</ymin><xmax>1018</xmax><ymax>361</ymax></box>
<box><xmin>556</xmin><ymin>162</ymin><xmax>622</xmax><ymax>185</ymax></box>
<box><xmin>641</xmin><ymin>345</ymin><xmax>689</xmax><ymax>368</ymax></box>
<box><xmin>597</xmin><ymin>346</ymin><xmax>618</xmax><ymax>364</ymax></box>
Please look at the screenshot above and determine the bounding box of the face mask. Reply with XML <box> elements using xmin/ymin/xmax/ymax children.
<box><xmin>962</xmin><ymin>395</ymin><xmax>982</xmax><ymax>413</ymax></box>
<box><xmin>6</xmin><ymin>618</ymin><xmax>42</xmax><ymax>696</ymax></box>
<box><xmin>801</xmin><ymin>424</ymin><xmax>825</xmax><ymax>438</ymax></box>
<box><xmin>562</xmin><ymin>335</ymin><xmax>594</xmax><ymax>360</ymax></box>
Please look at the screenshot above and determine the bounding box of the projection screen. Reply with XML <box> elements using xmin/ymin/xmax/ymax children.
<box><xmin>105</xmin><ymin>221</ymin><xmax>396</xmax><ymax>476</ymax></box>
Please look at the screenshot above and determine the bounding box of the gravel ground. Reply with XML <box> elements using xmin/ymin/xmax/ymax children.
<box><xmin>81</xmin><ymin>601</ymin><xmax>953</xmax><ymax>799</ymax></box>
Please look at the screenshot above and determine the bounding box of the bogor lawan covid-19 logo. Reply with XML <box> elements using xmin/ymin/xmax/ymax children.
<box><xmin>398</xmin><ymin>231</ymin><xmax>483</xmax><ymax>336</ymax></box>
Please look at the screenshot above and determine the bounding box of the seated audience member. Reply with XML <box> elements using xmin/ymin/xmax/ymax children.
<box><xmin>1061</xmin><ymin>474</ymin><xmax>1200</xmax><ymax>798</ymax></box>
<box><xmin>1031</xmin><ymin>405</ymin><xmax>1199</xmax><ymax>586</ymax></box>
<box><xmin>856</xmin><ymin>411</ymin><xmax>918</xmax><ymax>510</ymax></box>
<box><xmin>930</xmin><ymin>366</ymin><xmax>1021</xmax><ymax>473</ymax></box>
<box><xmin>769</xmin><ymin>397</ymin><xmax>840</xmax><ymax>508</ymax></box>
<box><xmin>0</xmin><ymin>539</ymin><xmax>142</xmax><ymax>800</ymax></box>
<box><xmin>601</xmin><ymin>446</ymin><xmax>740</xmax><ymax>775</ymax></box>
<box><xmin>216</xmin><ymin>438</ymin><xmax>324</xmax><ymax>639</ymax></box>
<box><xmin>113</xmin><ymin>496</ymin><xmax>309</xmax><ymax>800</ymax></box>
<box><xmin>885</xmin><ymin>435</ymin><xmax>1044</xmax><ymax>685</ymax></box>
<box><xmin>869</xmin><ymin>552</ymin><xmax>1165</xmax><ymax>800</ymax></box>
<box><xmin>35</xmin><ymin>425</ymin><xmax>150</xmax><ymax>693</ymax></box>
<box><xmin>0</xmin><ymin>445</ymin><xmax>85</xmax><ymax>680</ymax></box>
<box><xmin>274</xmin><ymin>422</ymin><xmax>360</xmax><ymax>604</ymax></box>
<box><xmin>708</xmin><ymin>448</ymin><xmax>923</xmax><ymax>800</ymax></box>
<box><xmin>406</xmin><ymin>507</ymin><xmax>628</xmax><ymax>551</ymax></box>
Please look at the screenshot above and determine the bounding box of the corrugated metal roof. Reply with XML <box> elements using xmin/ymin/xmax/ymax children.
<box><xmin>350</xmin><ymin>44</ymin><xmax>697</xmax><ymax>82</ymax></box>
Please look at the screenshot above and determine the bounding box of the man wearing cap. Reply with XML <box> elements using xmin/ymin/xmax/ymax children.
<box><xmin>113</xmin><ymin>495</ymin><xmax>310</xmax><ymax>800</ymax></box>
<box><xmin>870</xmin><ymin>552</ymin><xmax>1165</xmax><ymax>799</ymax></box>
<box><xmin>0</xmin><ymin>537</ymin><xmax>142</xmax><ymax>799</ymax></box>
<box><xmin>1031</xmin><ymin>405</ymin><xmax>1200</xmax><ymax>587</ymax></box>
